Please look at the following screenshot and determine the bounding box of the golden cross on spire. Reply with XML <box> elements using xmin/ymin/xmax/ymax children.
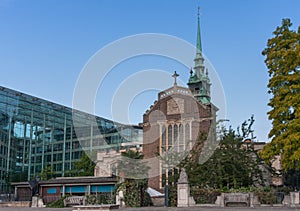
<box><xmin>172</xmin><ymin>71</ymin><xmax>179</xmax><ymax>86</ymax></box>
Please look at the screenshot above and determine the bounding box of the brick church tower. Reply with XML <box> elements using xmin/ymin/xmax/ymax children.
<box><xmin>143</xmin><ymin>10</ymin><xmax>218</xmax><ymax>191</ymax></box>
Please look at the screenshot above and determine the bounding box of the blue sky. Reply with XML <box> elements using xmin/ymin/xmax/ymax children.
<box><xmin>1</xmin><ymin>0</ymin><xmax>300</xmax><ymax>142</ymax></box>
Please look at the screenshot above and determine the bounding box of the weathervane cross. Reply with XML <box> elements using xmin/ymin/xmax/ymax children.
<box><xmin>172</xmin><ymin>71</ymin><xmax>179</xmax><ymax>86</ymax></box>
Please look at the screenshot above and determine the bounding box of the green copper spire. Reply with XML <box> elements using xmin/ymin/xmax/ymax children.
<box><xmin>188</xmin><ymin>6</ymin><xmax>211</xmax><ymax>105</ymax></box>
<box><xmin>192</xmin><ymin>6</ymin><xmax>205</xmax><ymax>80</ymax></box>
<box><xmin>196</xmin><ymin>6</ymin><xmax>202</xmax><ymax>54</ymax></box>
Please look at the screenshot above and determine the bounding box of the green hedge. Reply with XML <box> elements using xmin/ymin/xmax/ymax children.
<box><xmin>46</xmin><ymin>196</ymin><xmax>67</xmax><ymax>208</ymax></box>
<box><xmin>85</xmin><ymin>194</ymin><xmax>115</xmax><ymax>205</ymax></box>
<box><xmin>191</xmin><ymin>188</ymin><xmax>221</xmax><ymax>204</ymax></box>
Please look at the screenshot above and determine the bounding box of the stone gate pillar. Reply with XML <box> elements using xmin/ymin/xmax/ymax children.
<box><xmin>290</xmin><ymin>192</ymin><xmax>300</xmax><ymax>207</ymax></box>
<box><xmin>177</xmin><ymin>168</ymin><xmax>195</xmax><ymax>207</ymax></box>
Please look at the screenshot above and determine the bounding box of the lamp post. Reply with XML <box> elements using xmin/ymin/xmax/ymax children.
<box><xmin>164</xmin><ymin>184</ymin><xmax>169</xmax><ymax>207</ymax></box>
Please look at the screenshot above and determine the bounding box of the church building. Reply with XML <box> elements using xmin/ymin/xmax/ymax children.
<box><xmin>143</xmin><ymin>11</ymin><xmax>218</xmax><ymax>191</ymax></box>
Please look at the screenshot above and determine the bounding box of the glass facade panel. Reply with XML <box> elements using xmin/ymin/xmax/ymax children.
<box><xmin>0</xmin><ymin>86</ymin><xmax>142</xmax><ymax>193</ymax></box>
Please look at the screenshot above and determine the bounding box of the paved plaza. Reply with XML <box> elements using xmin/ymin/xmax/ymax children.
<box><xmin>1</xmin><ymin>207</ymin><xmax>300</xmax><ymax>211</ymax></box>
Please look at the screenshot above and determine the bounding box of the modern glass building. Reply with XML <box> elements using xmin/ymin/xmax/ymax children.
<box><xmin>0</xmin><ymin>86</ymin><xmax>142</xmax><ymax>193</ymax></box>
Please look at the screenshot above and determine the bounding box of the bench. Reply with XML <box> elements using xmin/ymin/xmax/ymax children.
<box><xmin>64</xmin><ymin>196</ymin><xmax>85</xmax><ymax>207</ymax></box>
<box><xmin>224</xmin><ymin>193</ymin><xmax>250</xmax><ymax>207</ymax></box>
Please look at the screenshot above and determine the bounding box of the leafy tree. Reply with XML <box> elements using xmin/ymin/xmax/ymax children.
<box><xmin>65</xmin><ymin>152</ymin><xmax>96</xmax><ymax>177</ymax></box>
<box><xmin>260</xmin><ymin>18</ymin><xmax>300</xmax><ymax>170</ymax></box>
<box><xmin>116</xmin><ymin>150</ymin><xmax>151</xmax><ymax>207</ymax></box>
<box><xmin>283</xmin><ymin>168</ymin><xmax>300</xmax><ymax>190</ymax></box>
<box><xmin>41</xmin><ymin>165</ymin><xmax>55</xmax><ymax>180</ymax></box>
<box><xmin>1</xmin><ymin>172</ymin><xmax>12</xmax><ymax>193</ymax></box>
<box><xmin>117</xmin><ymin>150</ymin><xmax>149</xmax><ymax>179</ymax></box>
<box><xmin>11</xmin><ymin>171</ymin><xmax>28</xmax><ymax>182</ymax></box>
<box><xmin>156</xmin><ymin>141</ymin><xmax>194</xmax><ymax>207</ymax></box>
<box><xmin>186</xmin><ymin>116</ymin><xmax>265</xmax><ymax>189</ymax></box>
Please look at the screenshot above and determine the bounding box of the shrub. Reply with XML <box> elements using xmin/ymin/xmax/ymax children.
<box><xmin>46</xmin><ymin>196</ymin><xmax>67</xmax><ymax>208</ymax></box>
<box><xmin>168</xmin><ymin>185</ymin><xmax>177</xmax><ymax>207</ymax></box>
<box><xmin>255</xmin><ymin>191</ymin><xmax>276</xmax><ymax>205</ymax></box>
<box><xmin>191</xmin><ymin>188</ymin><xmax>221</xmax><ymax>204</ymax></box>
<box><xmin>115</xmin><ymin>180</ymin><xmax>152</xmax><ymax>207</ymax></box>
<box><xmin>85</xmin><ymin>194</ymin><xmax>114</xmax><ymax>205</ymax></box>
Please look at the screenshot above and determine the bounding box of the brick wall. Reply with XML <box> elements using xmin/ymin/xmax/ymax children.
<box><xmin>143</xmin><ymin>92</ymin><xmax>214</xmax><ymax>191</ymax></box>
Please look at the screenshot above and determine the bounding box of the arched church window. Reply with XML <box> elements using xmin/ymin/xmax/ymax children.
<box><xmin>168</xmin><ymin>125</ymin><xmax>172</xmax><ymax>150</ymax></box>
<box><xmin>179</xmin><ymin>124</ymin><xmax>184</xmax><ymax>151</ymax></box>
<box><xmin>185</xmin><ymin>123</ymin><xmax>190</xmax><ymax>148</ymax></box>
<box><xmin>174</xmin><ymin>124</ymin><xmax>178</xmax><ymax>146</ymax></box>
<box><xmin>162</xmin><ymin>125</ymin><xmax>166</xmax><ymax>149</ymax></box>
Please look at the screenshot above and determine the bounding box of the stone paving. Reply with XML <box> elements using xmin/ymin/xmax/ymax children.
<box><xmin>118</xmin><ymin>206</ymin><xmax>300</xmax><ymax>211</ymax></box>
<box><xmin>1</xmin><ymin>206</ymin><xmax>300</xmax><ymax>211</ymax></box>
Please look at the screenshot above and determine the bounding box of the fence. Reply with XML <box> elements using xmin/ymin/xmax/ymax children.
<box><xmin>0</xmin><ymin>193</ymin><xmax>16</xmax><ymax>202</ymax></box>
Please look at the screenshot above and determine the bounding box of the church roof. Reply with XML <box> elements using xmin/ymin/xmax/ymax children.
<box><xmin>158</xmin><ymin>85</ymin><xmax>193</xmax><ymax>100</ymax></box>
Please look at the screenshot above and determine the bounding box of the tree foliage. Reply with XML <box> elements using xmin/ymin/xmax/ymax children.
<box><xmin>186</xmin><ymin>116</ymin><xmax>265</xmax><ymax>189</ymax></box>
<box><xmin>65</xmin><ymin>152</ymin><xmax>96</xmax><ymax>177</ymax></box>
<box><xmin>116</xmin><ymin>150</ymin><xmax>151</xmax><ymax>207</ymax></box>
<box><xmin>283</xmin><ymin>168</ymin><xmax>300</xmax><ymax>190</ymax></box>
<box><xmin>41</xmin><ymin>165</ymin><xmax>55</xmax><ymax>180</ymax></box>
<box><xmin>261</xmin><ymin>18</ymin><xmax>300</xmax><ymax>170</ymax></box>
<box><xmin>117</xmin><ymin>150</ymin><xmax>149</xmax><ymax>179</ymax></box>
<box><xmin>11</xmin><ymin>171</ymin><xmax>28</xmax><ymax>183</ymax></box>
